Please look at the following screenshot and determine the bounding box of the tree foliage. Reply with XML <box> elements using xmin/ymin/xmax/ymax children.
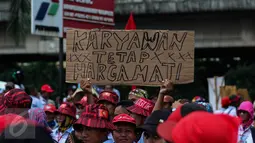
<box><xmin>7</xmin><ymin>0</ymin><xmax>31</xmax><ymax>45</ymax></box>
<box><xmin>225</xmin><ymin>64</ymin><xmax>255</xmax><ymax>101</ymax></box>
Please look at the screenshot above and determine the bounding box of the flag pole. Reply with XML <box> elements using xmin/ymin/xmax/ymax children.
<box><xmin>214</xmin><ymin>76</ymin><xmax>219</xmax><ymax>110</ymax></box>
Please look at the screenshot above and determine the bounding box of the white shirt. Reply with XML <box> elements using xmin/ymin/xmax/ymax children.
<box><xmin>214</xmin><ymin>106</ymin><xmax>237</xmax><ymax>116</ymax></box>
<box><xmin>39</xmin><ymin>96</ymin><xmax>55</xmax><ymax>106</ymax></box>
<box><xmin>51</xmin><ymin>127</ymin><xmax>73</xmax><ymax>143</ymax></box>
<box><xmin>40</xmin><ymin>96</ymin><xmax>48</xmax><ymax>106</ymax></box>
<box><xmin>238</xmin><ymin>125</ymin><xmax>254</xmax><ymax>143</ymax></box>
<box><xmin>30</xmin><ymin>96</ymin><xmax>44</xmax><ymax>109</ymax></box>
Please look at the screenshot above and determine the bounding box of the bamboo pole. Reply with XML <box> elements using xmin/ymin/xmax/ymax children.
<box><xmin>214</xmin><ymin>76</ymin><xmax>219</xmax><ymax>110</ymax></box>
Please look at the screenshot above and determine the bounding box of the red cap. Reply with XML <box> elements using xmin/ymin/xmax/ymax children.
<box><xmin>76</xmin><ymin>96</ymin><xmax>88</xmax><ymax>107</ymax></box>
<box><xmin>171</xmin><ymin>112</ymin><xmax>240</xmax><ymax>143</ymax></box>
<box><xmin>221</xmin><ymin>97</ymin><xmax>231</xmax><ymax>107</ymax></box>
<box><xmin>74</xmin><ymin>104</ymin><xmax>115</xmax><ymax>130</ymax></box>
<box><xmin>75</xmin><ymin>96</ymin><xmax>98</xmax><ymax>107</ymax></box>
<box><xmin>55</xmin><ymin>102</ymin><xmax>76</xmax><ymax>118</ymax></box>
<box><xmin>0</xmin><ymin>89</ymin><xmax>32</xmax><ymax>115</ymax></box>
<box><xmin>127</xmin><ymin>98</ymin><xmax>154</xmax><ymax>117</ymax></box>
<box><xmin>0</xmin><ymin>114</ymin><xmax>27</xmax><ymax>133</ymax></box>
<box><xmin>157</xmin><ymin>103</ymin><xmax>207</xmax><ymax>142</ymax></box>
<box><xmin>44</xmin><ymin>104</ymin><xmax>57</xmax><ymax>113</ymax></box>
<box><xmin>112</xmin><ymin>114</ymin><xmax>136</xmax><ymax>125</ymax></box>
<box><xmin>41</xmin><ymin>84</ymin><xmax>54</xmax><ymax>93</ymax></box>
<box><xmin>97</xmin><ymin>91</ymin><xmax>119</xmax><ymax>105</ymax></box>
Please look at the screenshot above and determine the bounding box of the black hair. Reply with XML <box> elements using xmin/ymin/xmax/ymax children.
<box><xmin>26</xmin><ymin>85</ymin><xmax>37</xmax><ymax>95</ymax></box>
<box><xmin>116</xmin><ymin>100</ymin><xmax>134</xmax><ymax>108</ymax></box>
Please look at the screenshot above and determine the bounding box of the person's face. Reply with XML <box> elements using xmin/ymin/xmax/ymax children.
<box><xmin>73</xmin><ymin>92</ymin><xmax>84</xmax><ymax>103</ymax></box>
<box><xmin>42</xmin><ymin>92</ymin><xmax>51</xmax><ymax>99</ymax></box>
<box><xmin>56</xmin><ymin>113</ymin><xmax>66</xmax><ymax>123</ymax></box>
<box><xmin>68</xmin><ymin>90</ymin><xmax>74</xmax><ymax>96</ymax></box>
<box><xmin>75</xmin><ymin>130</ymin><xmax>83</xmax><ymax>140</ymax></box>
<box><xmin>130</xmin><ymin>113</ymin><xmax>143</xmax><ymax>126</ymax></box>
<box><xmin>75</xmin><ymin>126</ymin><xmax>108</xmax><ymax>143</ymax></box>
<box><xmin>31</xmin><ymin>88</ymin><xmax>38</xmax><ymax>96</ymax></box>
<box><xmin>163</xmin><ymin>102</ymin><xmax>171</xmax><ymax>109</ymax></box>
<box><xmin>128</xmin><ymin>95</ymin><xmax>140</xmax><ymax>102</ymax></box>
<box><xmin>100</xmin><ymin>101</ymin><xmax>116</xmax><ymax>116</ymax></box>
<box><xmin>105</xmin><ymin>85</ymin><xmax>113</xmax><ymax>91</ymax></box>
<box><xmin>45</xmin><ymin>112</ymin><xmax>55</xmax><ymax>121</ymax></box>
<box><xmin>113</xmin><ymin>123</ymin><xmax>136</xmax><ymax>143</ymax></box>
<box><xmin>239</xmin><ymin>110</ymin><xmax>250</xmax><ymax>122</ymax></box>
<box><xmin>17</xmin><ymin>74</ymin><xmax>24</xmax><ymax>82</ymax></box>
<box><xmin>114</xmin><ymin>106</ymin><xmax>130</xmax><ymax>116</ymax></box>
<box><xmin>144</xmin><ymin>132</ymin><xmax>165</xmax><ymax>143</ymax></box>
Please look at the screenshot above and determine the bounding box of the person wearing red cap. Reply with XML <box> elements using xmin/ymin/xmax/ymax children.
<box><xmin>127</xmin><ymin>97</ymin><xmax>154</xmax><ymax>126</ymax></box>
<box><xmin>51</xmin><ymin>102</ymin><xmax>76</xmax><ymax>143</ymax></box>
<box><xmin>215</xmin><ymin>97</ymin><xmax>233</xmax><ymax>115</ymax></box>
<box><xmin>97</xmin><ymin>91</ymin><xmax>119</xmax><ymax>120</ymax></box>
<box><xmin>66</xmin><ymin>104</ymin><xmax>115</xmax><ymax>143</ymax></box>
<box><xmin>112</xmin><ymin>114</ymin><xmax>137</xmax><ymax>143</ymax></box>
<box><xmin>0</xmin><ymin>89</ymin><xmax>32</xmax><ymax>116</ymax></box>
<box><xmin>157</xmin><ymin>103</ymin><xmax>207</xmax><ymax>143</ymax></box>
<box><xmin>159</xmin><ymin>111</ymin><xmax>240</xmax><ymax>143</ymax></box>
<box><xmin>0</xmin><ymin>122</ymin><xmax>56</xmax><ymax>143</ymax></box>
<box><xmin>44</xmin><ymin>104</ymin><xmax>58</xmax><ymax>130</ymax></box>
<box><xmin>74</xmin><ymin>96</ymin><xmax>98</xmax><ymax>119</ymax></box>
<box><xmin>215</xmin><ymin>95</ymin><xmax>241</xmax><ymax>117</ymax></box>
<box><xmin>0</xmin><ymin>113</ymin><xmax>27</xmax><ymax>133</ymax></box>
<box><xmin>40</xmin><ymin>84</ymin><xmax>55</xmax><ymax>106</ymax></box>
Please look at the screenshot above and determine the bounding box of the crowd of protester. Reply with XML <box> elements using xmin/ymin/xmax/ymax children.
<box><xmin>0</xmin><ymin>76</ymin><xmax>254</xmax><ymax>143</ymax></box>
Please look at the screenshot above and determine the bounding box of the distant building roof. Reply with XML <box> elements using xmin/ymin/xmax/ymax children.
<box><xmin>115</xmin><ymin>0</ymin><xmax>255</xmax><ymax>14</ymax></box>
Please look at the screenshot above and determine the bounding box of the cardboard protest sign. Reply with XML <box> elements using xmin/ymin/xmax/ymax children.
<box><xmin>237</xmin><ymin>88</ymin><xmax>250</xmax><ymax>101</ymax></box>
<box><xmin>220</xmin><ymin>86</ymin><xmax>237</xmax><ymax>97</ymax></box>
<box><xmin>66</xmin><ymin>29</ymin><xmax>194</xmax><ymax>86</ymax></box>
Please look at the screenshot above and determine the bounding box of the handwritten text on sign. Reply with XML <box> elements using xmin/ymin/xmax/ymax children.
<box><xmin>66</xmin><ymin>30</ymin><xmax>194</xmax><ymax>86</ymax></box>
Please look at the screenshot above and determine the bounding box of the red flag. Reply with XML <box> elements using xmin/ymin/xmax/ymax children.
<box><xmin>125</xmin><ymin>13</ymin><xmax>136</xmax><ymax>30</ymax></box>
<box><xmin>125</xmin><ymin>13</ymin><xmax>137</xmax><ymax>89</ymax></box>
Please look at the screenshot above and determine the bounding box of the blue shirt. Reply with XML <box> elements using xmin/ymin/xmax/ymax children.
<box><xmin>138</xmin><ymin>133</ymin><xmax>144</xmax><ymax>143</ymax></box>
<box><xmin>103</xmin><ymin>133</ymin><xmax>114</xmax><ymax>143</ymax></box>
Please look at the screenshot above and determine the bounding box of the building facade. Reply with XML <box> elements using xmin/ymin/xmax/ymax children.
<box><xmin>0</xmin><ymin>0</ymin><xmax>255</xmax><ymax>62</ymax></box>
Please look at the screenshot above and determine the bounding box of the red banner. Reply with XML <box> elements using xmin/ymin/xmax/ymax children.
<box><xmin>63</xmin><ymin>0</ymin><xmax>114</xmax><ymax>37</ymax></box>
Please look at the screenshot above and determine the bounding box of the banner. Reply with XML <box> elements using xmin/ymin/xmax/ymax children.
<box><xmin>63</xmin><ymin>0</ymin><xmax>115</xmax><ymax>35</ymax></box>
<box><xmin>237</xmin><ymin>88</ymin><xmax>250</xmax><ymax>101</ymax></box>
<box><xmin>66</xmin><ymin>29</ymin><xmax>195</xmax><ymax>86</ymax></box>
<box><xmin>220</xmin><ymin>86</ymin><xmax>237</xmax><ymax>97</ymax></box>
<box><xmin>208</xmin><ymin>76</ymin><xmax>225</xmax><ymax>111</ymax></box>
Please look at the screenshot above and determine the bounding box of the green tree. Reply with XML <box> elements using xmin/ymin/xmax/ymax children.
<box><xmin>7</xmin><ymin>0</ymin><xmax>30</xmax><ymax>45</ymax></box>
<box><xmin>225</xmin><ymin>64</ymin><xmax>255</xmax><ymax>101</ymax></box>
